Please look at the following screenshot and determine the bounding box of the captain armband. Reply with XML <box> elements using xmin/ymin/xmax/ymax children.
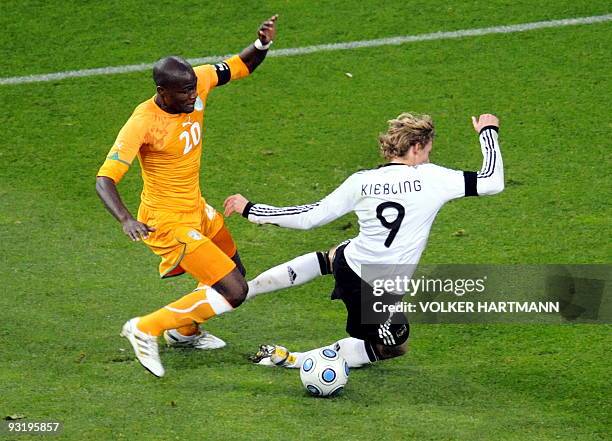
<box><xmin>463</xmin><ymin>171</ymin><xmax>478</xmax><ymax>197</ymax></box>
<box><xmin>214</xmin><ymin>61</ymin><xmax>231</xmax><ymax>86</ymax></box>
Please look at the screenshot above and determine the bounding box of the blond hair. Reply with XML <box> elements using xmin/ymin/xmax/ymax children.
<box><xmin>378</xmin><ymin>113</ymin><xmax>435</xmax><ymax>160</ymax></box>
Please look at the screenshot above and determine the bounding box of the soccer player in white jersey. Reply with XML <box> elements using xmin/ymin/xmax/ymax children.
<box><xmin>224</xmin><ymin>113</ymin><xmax>504</xmax><ymax>368</ymax></box>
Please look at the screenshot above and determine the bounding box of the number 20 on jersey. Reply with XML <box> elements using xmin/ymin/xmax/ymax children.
<box><xmin>180</xmin><ymin>122</ymin><xmax>201</xmax><ymax>155</ymax></box>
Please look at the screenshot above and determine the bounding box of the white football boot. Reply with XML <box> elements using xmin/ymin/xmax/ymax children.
<box><xmin>120</xmin><ymin>318</ymin><xmax>165</xmax><ymax>377</ymax></box>
<box><xmin>249</xmin><ymin>344</ymin><xmax>298</xmax><ymax>368</ymax></box>
<box><xmin>163</xmin><ymin>328</ymin><xmax>226</xmax><ymax>350</ymax></box>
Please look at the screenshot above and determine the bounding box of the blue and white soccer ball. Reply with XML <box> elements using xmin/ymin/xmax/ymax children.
<box><xmin>300</xmin><ymin>348</ymin><xmax>349</xmax><ymax>397</ymax></box>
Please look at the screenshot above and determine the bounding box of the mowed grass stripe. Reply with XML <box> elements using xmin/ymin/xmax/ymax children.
<box><xmin>1</xmin><ymin>13</ymin><xmax>610</xmax><ymax>85</ymax></box>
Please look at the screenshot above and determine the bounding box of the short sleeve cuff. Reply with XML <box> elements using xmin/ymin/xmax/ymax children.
<box><xmin>97</xmin><ymin>160</ymin><xmax>128</xmax><ymax>185</ymax></box>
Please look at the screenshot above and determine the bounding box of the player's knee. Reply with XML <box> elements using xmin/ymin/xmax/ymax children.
<box><xmin>376</xmin><ymin>342</ymin><xmax>408</xmax><ymax>360</ymax></box>
<box><xmin>225</xmin><ymin>278</ymin><xmax>248</xmax><ymax>308</ymax></box>
<box><xmin>236</xmin><ymin>278</ymin><xmax>248</xmax><ymax>305</ymax></box>
<box><xmin>212</xmin><ymin>269</ymin><xmax>248</xmax><ymax>308</ymax></box>
<box><xmin>392</xmin><ymin>342</ymin><xmax>408</xmax><ymax>357</ymax></box>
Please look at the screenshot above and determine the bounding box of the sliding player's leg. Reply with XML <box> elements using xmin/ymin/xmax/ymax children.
<box><xmin>250</xmin><ymin>317</ymin><xmax>409</xmax><ymax>369</ymax></box>
<box><xmin>251</xmin><ymin>329</ymin><xmax>408</xmax><ymax>369</ymax></box>
<box><xmin>251</xmin><ymin>336</ymin><xmax>382</xmax><ymax>369</ymax></box>
<box><xmin>249</xmin><ymin>241</ymin><xmax>409</xmax><ymax>370</ymax></box>
<box><xmin>246</xmin><ymin>246</ymin><xmax>337</xmax><ymax>300</ymax></box>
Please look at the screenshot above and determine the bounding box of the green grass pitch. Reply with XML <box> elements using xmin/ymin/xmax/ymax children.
<box><xmin>0</xmin><ymin>1</ymin><xmax>610</xmax><ymax>440</ymax></box>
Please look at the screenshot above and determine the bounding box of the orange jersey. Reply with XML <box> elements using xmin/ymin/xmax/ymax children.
<box><xmin>97</xmin><ymin>55</ymin><xmax>250</xmax><ymax>212</ymax></box>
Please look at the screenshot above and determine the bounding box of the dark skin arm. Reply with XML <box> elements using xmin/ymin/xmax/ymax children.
<box><xmin>238</xmin><ymin>15</ymin><xmax>278</xmax><ymax>73</ymax></box>
<box><xmin>96</xmin><ymin>176</ymin><xmax>155</xmax><ymax>241</ymax></box>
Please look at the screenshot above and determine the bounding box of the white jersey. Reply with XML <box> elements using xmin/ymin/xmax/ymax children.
<box><xmin>243</xmin><ymin>127</ymin><xmax>504</xmax><ymax>279</ymax></box>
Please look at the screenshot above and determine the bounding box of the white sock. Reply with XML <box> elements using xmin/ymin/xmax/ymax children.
<box><xmin>247</xmin><ymin>252</ymin><xmax>328</xmax><ymax>300</ymax></box>
<box><xmin>333</xmin><ymin>337</ymin><xmax>373</xmax><ymax>368</ymax></box>
<box><xmin>286</xmin><ymin>337</ymin><xmax>374</xmax><ymax>369</ymax></box>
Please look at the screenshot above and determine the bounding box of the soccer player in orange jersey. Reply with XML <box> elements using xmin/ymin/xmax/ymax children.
<box><xmin>95</xmin><ymin>15</ymin><xmax>278</xmax><ymax>377</ymax></box>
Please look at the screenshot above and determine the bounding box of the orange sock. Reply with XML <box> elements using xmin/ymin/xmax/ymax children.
<box><xmin>175</xmin><ymin>322</ymin><xmax>200</xmax><ymax>336</ymax></box>
<box><xmin>137</xmin><ymin>287</ymin><xmax>232</xmax><ymax>336</ymax></box>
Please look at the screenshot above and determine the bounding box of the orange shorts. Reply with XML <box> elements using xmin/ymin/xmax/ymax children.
<box><xmin>138</xmin><ymin>198</ymin><xmax>237</xmax><ymax>285</ymax></box>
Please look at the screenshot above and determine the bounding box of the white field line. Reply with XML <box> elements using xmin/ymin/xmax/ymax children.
<box><xmin>1</xmin><ymin>14</ymin><xmax>610</xmax><ymax>86</ymax></box>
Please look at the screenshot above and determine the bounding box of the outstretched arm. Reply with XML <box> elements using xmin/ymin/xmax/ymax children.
<box><xmin>224</xmin><ymin>174</ymin><xmax>357</xmax><ymax>230</ymax></box>
<box><xmin>470</xmin><ymin>114</ymin><xmax>504</xmax><ymax>196</ymax></box>
<box><xmin>238</xmin><ymin>15</ymin><xmax>278</xmax><ymax>73</ymax></box>
<box><xmin>196</xmin><ymin>15</ymin><xmax>277</xmax><ymax>91</ymax></box>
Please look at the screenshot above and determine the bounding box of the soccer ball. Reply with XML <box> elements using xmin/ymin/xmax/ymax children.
<box><xmin>300</xmin><ymin>348</ymin><xmax>349</xmax><ymax>397</ymax></box>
